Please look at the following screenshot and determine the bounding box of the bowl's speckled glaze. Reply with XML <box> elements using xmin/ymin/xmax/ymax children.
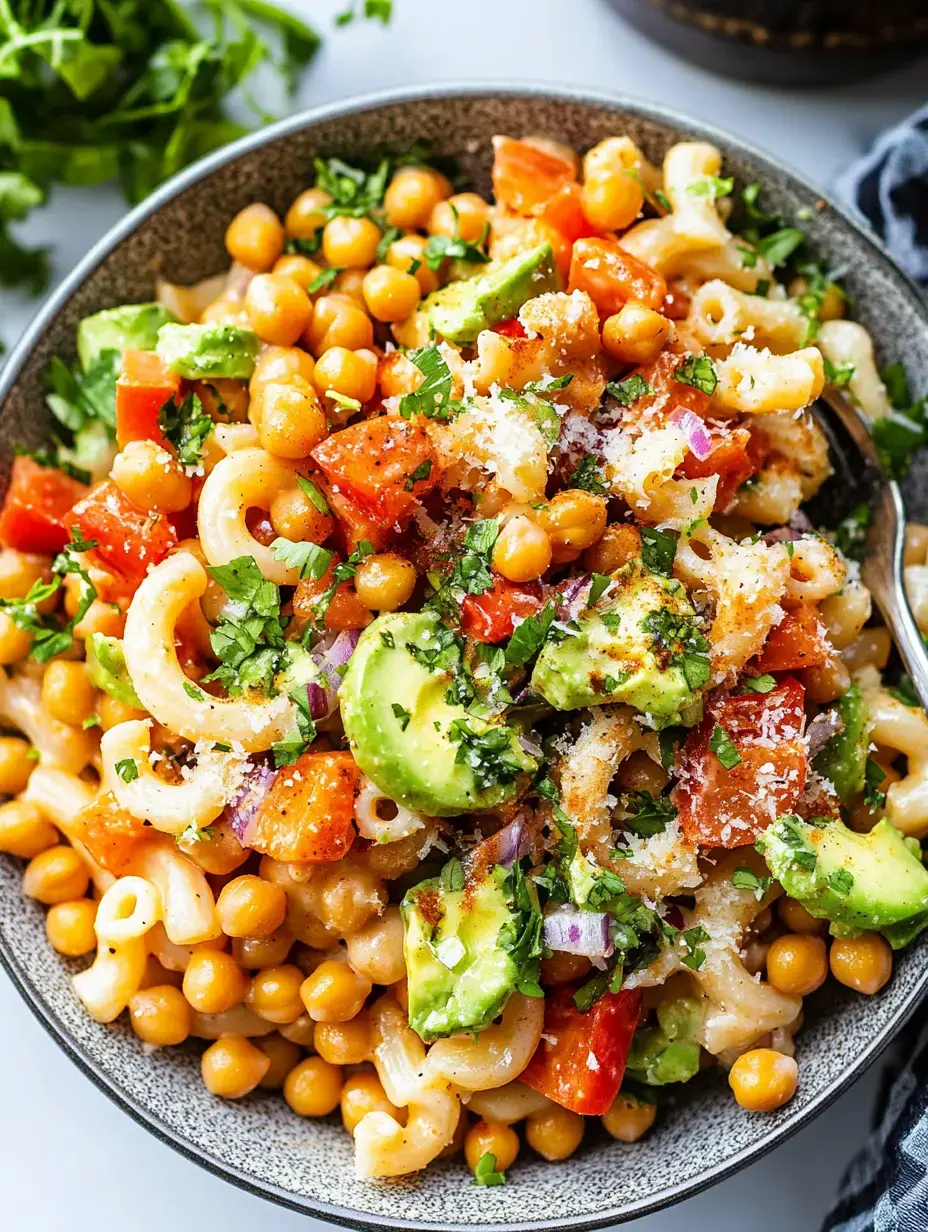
<box><xmin>1</xmin><ymin>85</ymin><xmax>927</xmax><ymax>1232</ymax></box>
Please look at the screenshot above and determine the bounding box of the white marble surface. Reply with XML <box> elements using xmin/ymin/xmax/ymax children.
<box><xmin>0</xmin><ymin>0</ymin><xmax>922</xmax><ymax>1227</ymax></box>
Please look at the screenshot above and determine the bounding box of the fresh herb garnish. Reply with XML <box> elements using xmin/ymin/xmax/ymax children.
<box><xmin>272</xmin><ymin>684</ymin><xmax>317</xmax><ymax>768</ymax></box>
<box><xmin>447</xmin><ymin>718</ymin><xmax>526</xmax><ymax>791</ymax></box>
<box><xmin>686</xmin><ymin>175</ymin><xmax>734</xmax><ymax>200</ymax></box>
<box><xmin>115</xmin><ymin>758</ymin><xmax>139</xmax><ymax>783</ymax></box>
<box><xmin>568</xmin><ymin>453</ymin><xmax>607</xmax><ymax>494</ymax></box>
<box><xmin>306</xmin><ymin>266</ymin><xmax>342</xmax><ymax>294</ymax></box>
<box><xmin>621</xmin><ymin>791</ymin><xmax>676</xmax><ymax>838</ymax></box>
<box><xmin>296</xmin><ymin>476</ymin><xmax>330</xmax><ymax>515</ymax></box>
<box><xmin>158</xmin><ymin>391</ymin><xmax>212</xmax><ymax>467</ymax></box>
<box><xmin>398</xmin><ymin>345</ymin><xmax>455</xmax><ymax>420</ymax></box>
<box><xmin>731</xmin><ymin>867</ymin><xmax>773</xmax><ymax>895</ymax></box>
<box><xmin>587</xmin><ymin>574</ymin><xmax>612</xmax><ymax>607</ymax></box>
<box><xmin>833</xmin><ymin>501</ymin><xmax>871</xmax><ymax>563</ymax></box>
<box><xmin>675</xmin><ymin>355</ymin><xmax>718</xmax><ymax>397</ymax></box>
<box><xmin>607</xmin><ymin>374</ymin><xmax>654</xmax><ymax>406</ymax></box>
<box><xmin>0</xmin><ymin>526</ymin><xmax>98</xmax><ymax>662</ymax></box>
<box><xmin>203</xmin><ymin>556</ymin><xmax>287</xmax><ymax>697</ymax></box>
<box><xmin>640</xmin><ymin>527</ymin><xmax>676</xmax><ymax>577</ymax></box>
<box><xmin>423</xmin><ymin>207</ymin><xmax>490</xmax><ymax>270</ymax></box>
<box><xmin>472</xmin><ymin>1151</ymin><xmax>506</xmax><ymax>1187</ymax></box>
<box><xmin>312</xmin><ymin>155</ymin><xmax>389</xmax><ymax>220</ymax></box>
<box><xmin>505</xmin><ymin>601</ymin><xmax>556</xmax><ymax>667</ymax></box>
<box><xmin>864</xmin><ymin>757</ymin><xmax>887</xmax><ymax>809</ymax></box>
<box><xmin>739</xmin><ymin>674</ymin><xmax>776</xmax><ymax>694</ymax></box>
<box><xmin>870</xmin><ymin>362</ymin><xmax>928</xmax><ymax>479</ymax></box>
<box><xmin>828</xmin><ymin>868</ymin><xmax>855</xmax><ymax>896</ymax></box>
<box><xmin>641</xmin><ymin>608</ymin><xmax>711</xmax><ymax>691</ymax></box>
<box><xmin>271</xmin><ymin>537</ymin><xmax>334</xmax><ymax>582</ymax></box>
<box><xmin>392</xmin><ymin>702</ymin><xmax>411</xmax><ymax>731</ymax></box>
<box><xmin>709</xmin><ymin>723</ymin><xmax>742</xmax><ymax>769</ymax></box>
<box><xmin>823</xmin><ymin>357</ymin><xmax>855</xmax><ymax>388</ymax></box>
<box><xmin>404</xmin><ymin>459</ymin><xmax>432</xmax><ymax>491</ymax></box>
<box><xmin>681</xmin><ymin>925</ymin><xmax>710</xmax><ymax>970</ymax></box>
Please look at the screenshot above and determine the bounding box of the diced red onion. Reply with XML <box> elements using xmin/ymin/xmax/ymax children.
<box><xmin>472</xmin><ymin>813</ymin><xmax>531</xmax><ymax>870</ymax></box>
<box><xmin>543</xmin><ymin>909</ymin><xmax>614</xmax><ymax>958</ymax></box>
<box><xmin>789</xmin><ymin>509</ymin><xmax>814</xmax><ymax>534</ymax></box>
<box><xmin>310</xmin><ymin>628</ymin><xmax>361</xmax><ymax>718</ymax></box>
<box><xmin>227</xmin><ymin>761</ymin><xmax>277</xmax><ymax>843</ymax></box>
<box><xmin>673</xmin><ymin>409</ymin><xmax>713</xmax><ymax>461</ymax></box>
<box><xmin>306</xmin><ymin>681</ymin><xmax>329</xmax><ymax>721</ymax></box>
<box><xmin>556</xmin><ymin>575</ymin><xmax>591</xmax><ymax>621</ymax></box>
<box><xmin>806</xmin><ymin>709</ymin><xmax>844</xmax><ymax>758</ymax></box>
<box><xmin>663</xmin><ymin>904</ymin><xmax>685</xmax><ymax>931</ymax></box>
<box><xmin>763</xmin><ymin>526</ymin><xmax>803</xmax><ymax>544</ymax></box>
<box><xmin>519</xmin><ymin>732</ymin><xmax>543</xmax><ymax>759</ymax></box>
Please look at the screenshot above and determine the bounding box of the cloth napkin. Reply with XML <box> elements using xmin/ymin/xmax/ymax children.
<box><xmin>821</xmin><ymin>106</ymin><xmax>928</xmax><ymax>1231</ymax></box>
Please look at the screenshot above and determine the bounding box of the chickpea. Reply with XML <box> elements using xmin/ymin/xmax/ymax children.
<box><xmin>285</xmin><ymin>187</ymin><xmax>332</xmax><ymax>238</ymax></box>
<box><xmin>306</xmin><ymin>295</ymin><xmax>374</xmax><ymax>356</ymax></box>
<box><xmin>300</xmin><ymin>960</ymin><xmax>372</xmax><ymax>1023</ymax></box>
<box><xmin>97</xmin><ymin>693</ymin><xmax>147</xmax><ymax>732</ymax></box>
<box><xmin>254</xmin><ymin>380</ymin><xmax>328</xmax><ymax>460</ymax></box>
<box><xmin>353</xmin><ymin>554</ymin><xmax>416</xmax><ymax>612</ymax></box>
<box><xmin>23</xmin><ymin>844</ymin><xmax>89</xmax><ymax>904</ymax></box>
<box><xmin>313</xmin><ymin>346</ymin><xmax>378</xmax><ymax>406</ymax></box>
<box><xmin>247</xmin><ymin>964</ymin><xmax>306</xmax><ymax>1024</ymax></box>
<box><xmin>272</xmin><ymin>253</ymin><xmax>323</xmax><ymax>292</ymax></box>
<box><xmin>217</xmin><ymin>875</ymin><xmax>287</xmax><ymax>939</ymax></box>
<box><xmin>615</xmin><ymin>749</ymin><xmax>669</xmax><ymax>795</ymax></box>
<box><xmin>249</xmin><ymin>345</ymin><xmax>316</xmax><ymax>396</ymax></box>
<box><xmin>232</xmin><ymin>930</ymin><xmax>294</xmax><ymax>970</ymax></box>
<box><xmin>526</xmin><ymin>1106</ymin><xmax>585</xmax><ymax>1161</ymax></box>
<box><xmin>256</xmin><ymin>1032</ymin><xmax>303</xmax><ymax>1089</ymax></box>
<box><xmin>429</xmin><ymin>193</ymin><xmax>492</xmax><ymax>243</ymax></box>
<box><xmin>492</xmin><ymin>516</ymin><xmax>552</xmax><ymax>583</ymax></box>
<box><xmin>788</xmin><ymin>276</ymin><xmax>845</xmax><ymax>322</ymax></box>
<box><xmin>73</xmin><ymin>599</ymin><xmax>126</xmax><ymax>644</ymax></box>
<box><xmin>201</xmin><ymin>1034</ymin><xmax>270</xmax><ymax>1098</ymax></box>
<box><xmin>279</xmin><ymin>1013</ymin><xmax>316</xmax><ymax>1049</ymax></box>
<box><xmin>0</xmin><ymin>549</ymin><xmax>52</xmax><ymax>601</ymax></box>
<box><xmin>340</xmin><ymin>1068</ymin><xmax>399</xmax><ymax>1134</ymax></box>
<box><xmin>582</xmin><ymin>524</ymin><xmax>640</xmax><ymax>574</ymax></box>
<box><xmin>830</xmin><ymin>933</ymin><xmax>892</xmax><ymax>995</ymax></box>
<box><xmin>384</xmin><ymin>166</ymin><xmax>452</xmax><ymax>231</ymax></box>
<box><xmin>245</xmin><ymin>273</ymin><xmax>313</xmax><ymax>346</ymax></box>
<box><xmin>729</xmin><ymin>1048</ymin><xmax>799</xmax><ymax>1112</ymax></box>
<box><xmin>541</xmin><ymin>490</ymin><xmax>609</xmax><ymax>553</ymax></box>
<box><xmin>778</xmin><ymin>897</ymin><xmax>826</xmax><ymax>935</ymax></box>
<box><xmin>0</xmin><ymin>612</ymin><xmax>33</xmax><ymax>665</ymax></box>
<box><xmin>0</xmin><ymin>798</ymin><xmax>56</xmax><ymax>859</ymax></box>
<box><xmin>270</xmin><ymin>484</ymin><xmax>333</xmax><ymax>544</ymax></box>
<box><xmin>40</xmin><ymin>660</ymin><xmax>99</xmax><ymax>728</ymax></box>
<box><xmin>0</xmin><ymin>734</ymin><xmax>33</xmax><ymax>793</ymax></box>
<box><xmin>904</xmin><ymin>524</ymin><xmax>928</xmax><ymax>567</ymax></box>
<box><xmin>345</xmin><ymin>905</ymin><xmax>406</xmax><ymax>985</ymax></box>
<box><xmin>765</xmin><ymin>934</ymin><xmax>828</xmax><ymax>997</ymax></box>
<box><xmin>111</xmin><ymin>440</ymin><xmax>192</xmax><ymax>514</ymax></box>
<box><xmin>802</xmin><ymin>658</ymin><xmax>851</xmax><ymax>705</ymax></box>
<box><xmin>225</xmin><ymin>203</ymin><xmax>285</xmax><ymax>272</ymax></box>
<box><xmin>322</xmin><ymin>216</ymin><xmax>381</xmax><ymax>270</ymax></box>
<box><xmin>464</xmin><ymin>1120</ymin><xmax>519</xmax><ymax>1176</ymax></box>
<box><xmin>601</xmin><ymin>1092</ymin><xmax>657</xmax><ymax>1142</ymax></box>
<box><xmin>182</xmin><ymin>949</ymin><xmax>249</xmax><ymax>1014</ymax></box>
<box><xmin>332</xmin><ymin>268</ymin><xmax>368</xmax><ymax>305</ymax></box>
<box><xmin>602</xmin><ymin>303</ymin><xmax>671</xmax><ymax>366</ymax></box>
<box><xmin>581</xmin><ymin>169</ymin><xmax>644</xmax><ymax>233</ymax></box>
<box><xmin>386</xmin><ymin>234</ymin><xmax>440</xmax><ymax>295</ymax></box>
<box><xmin>45</xmin><ymin>897</ymin><xmax>97</xmax><ymax>956</ymax></box>
<box><xmin>284</xmin><ymin>1055</ymin><xmax>343</xmax><ymax>1117</ymax></box>
<box><xmin>314</xmin><ymin>1013</ymin><xmax>372</xmax><ymax>1066</ymax></box>
<box><xmin>362</xmin><ymin>265</ymin><xmax>421</xmax><ymax>323</ymax></box>
<box><xmin>129</xmin><ymin>985</ymin><xmax>191</xmax><ymax>1047</ymax></box>
<box><xmin>843</xmin><ymin>627</ymin><xmax>892</xmax><ymax>674</ymax></box>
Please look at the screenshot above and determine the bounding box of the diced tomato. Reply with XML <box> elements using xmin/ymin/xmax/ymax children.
<box><xmin>672</xmin><ymin>677</ymin><xmax>808</xmax><ymax>848</ymax></box>
<box><xmin>619</xmin><ymin>351</ymin><xmax>711</xmax><ymax>427</ymax></box>
<box><xmin>74</xmin><ymin>792</ymin><xmax>152</xmax><ymax>875</ymax></box>
<box><xmin>245</xmin><ymin>507</ymin><xmax>278</xmax><ymax>548</ymax></box>
<box><xmin>662</xmin><ymin>284</ymin><xmax>692</xmax><ymax>320</ymax></box>
<box><xmin>293</xmin><ymin>556</ymin><xmax>374</xmax><ymax>633</ymax></box>
<box><xmin>249</xmin><ymin>751</ymin><xmax>360</xmax><ymax>863</ymax></box>
<box><xmin>323</xmin><ymin>486</ymin><xmax>391</xmax><ymax>553</ymax></box>
<box><xmin>751</xmin><ymin>604</ymin><xmax>830</xmax><ymax>673</ymax></box>
<box><xmin>68</xmin><ymin>481</ymin><xmax>178</xmax><ymax>585</ymax></box>
<box><xmin>311</xmin><ymin>416</ymin><xmax>439</xmax><ymax>533</ymax></box>
<box><xmin>542</xmin><ymin>181</ymin><xmax>599</xmax><ymax>244</ymax></box>
<box><xmin>461</xmin><ymin>578</ymin><xmax>543</xmax><ymax>643</ymax></box>
<box><xmin>0</xmin><ymin>456</ymin><xmax>89</xmax><ymax>555</ymax></box>
<box><xmin>678</xmin><ymin>425</ymin><xmax>756</xmax><ymax>510</ymax></box>
<box><xmin>491</xmin><ymin>136</ymin><xmax>577</xmax><ymax>215</ymax></box>
<box><xmin>521</xmin><ymin>985</ymin><xmax>642</xmax><ymax>1116</ymax></box>
<box><xmin>490</xmin><ymin>318</ymin><xmax>527</xmax><ymax>339</ymax></box>
<box><xmin>569</xmin><ymin>237</ymin><xmax>667</xmax><ymax>314</ymax></box>
<box><xmin>115</xmin><ymin>350</ymin><xmax>180</xmax><ymax>448</ymax></box>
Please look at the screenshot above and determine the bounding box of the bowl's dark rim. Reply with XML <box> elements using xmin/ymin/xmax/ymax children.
<box><xmin>1</xmin><ymin>80</ymin><xmax>926</xmax><ymax>1232</ymax></box>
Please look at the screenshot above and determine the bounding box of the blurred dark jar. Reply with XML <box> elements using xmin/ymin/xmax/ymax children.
<box><xmin>609</xmin><ymin>0</ymin><xmax>928</xmax><ymax>84</ymax></box>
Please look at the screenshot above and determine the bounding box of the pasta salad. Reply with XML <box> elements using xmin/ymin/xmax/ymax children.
<box><xmin>1</xmin><ymin>132</ymin><xmax>927</xmax><ymax>1185</ymax></box>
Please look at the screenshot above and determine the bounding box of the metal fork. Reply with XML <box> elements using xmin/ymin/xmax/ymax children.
<box><xmin>817</xmin><ymin>387</ymin><xmax>928</xmax><ymax>704</ymax></box>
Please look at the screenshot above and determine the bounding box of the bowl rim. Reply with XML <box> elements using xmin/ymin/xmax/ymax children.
<box><xmin>1</xmin><ymin>79</ymin><xmax>927</xmax><ymax>1232</ymax></box>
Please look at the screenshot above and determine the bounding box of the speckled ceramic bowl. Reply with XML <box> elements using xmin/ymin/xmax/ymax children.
<box><xmin>1</xmin><ymin>85</ymin><xmax>927</xmax><ymax>1232</ymax></box>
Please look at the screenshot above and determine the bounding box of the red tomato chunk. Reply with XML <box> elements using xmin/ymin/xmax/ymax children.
<box><xmin>491</xmin><ymin>136</ymin><xmax>577</xmax><ymax>215</ymax></box>
<box><xmin>569</xmin><ymin>237</ymin><xmax>667</xmax><ymax>315</ymax></box>
<box><xmin>672</xmin><ymin>676</ymin><xmax>808</xmax><ymax>848</ymax></box>
<box><xmin>460</xmin><ymin>577</ymin><xmax>543</xmax><ymax>643</ymax></box>
<box><xmin>0</xmin><ymin>456</ymin><xmax>88</xmax><ymax>555</ymax></box>
<box><xmin>68</xmin><ymin>480</ymin><xmax>177</xmax><ymax>584</ymax></box>
<box><xmin>678</xmin><ymin>425</ymin><xmax>756</xmax><ymax>511</ymax></box>
<box><xmin>521</xmin><ymin>984</ymin><xmax>642</xmax><ymax>1115</ymax></box>
<box><xmin>115</xmin><ymin>350</ymin><xmax>180</xmax><ymax>448</ymax></box>
<box><xmin>248</xmin><ymin>751</ymin><xmax>360</xmax><ymax>863</ymax></box>
<box><xmin>751</xmin><ymin>603</ymin><xmax>831</xmax><ymax>674</ymax></box>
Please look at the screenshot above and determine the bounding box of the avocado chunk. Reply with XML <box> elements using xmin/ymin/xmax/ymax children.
<box><xmin>813</xmin><ymin>682</ymin><xmax>870</xmax><ymax>804</ymax></box>
<box><xmin>423</xmin><ymin>243</ymin><xmax>559</xmax><ymax>344</ymax></box>
<box><xmin>86</xmin><ymin>633</ymin><xmax>142</xmax><ymax>709</ymax></box>
<box><xmin>77</xmin><ymin>303</ymin><xmax>177</xmax><ymax>371</ymax></box>
<box><xmin>402</xmin><ymin>855</ymin><xmax>542</xmax><ymax>1041</ymax></box>
<box><xmin>530</xmin><ymin>561</ymin><xmax>708</xmax><ymax>722</ymax></box>
<box><xmin>626</xmin><ymin>997</ymin><xmax>703</xmax><ymax>1086</ymax></box>
<box><xmin>340</xmin><ymin>610</ymin><xmax>538</xmax><ymax>816</ymax></box>
<box><xmin>156</xmin><ymin>322</ymin><xmax>259</xmax><ymax>380</ymax></box>
<box><xmin>758</xmin><ymin>813</ymin><xmax>928</xmax><ymax>947</ymax></box>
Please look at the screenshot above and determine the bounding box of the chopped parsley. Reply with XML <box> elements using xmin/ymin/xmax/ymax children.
<box><xmin>380</xmin><ymin>630</ymin><xmax>395</xmax><ymax>649</ymax></box>
<box><xmin>641</xmin><ymin>608</ymin><xmax>710</xmax><ymax>691</ymax></box>
<box><xmin>404</xmin><ymin>459</ymin><xmax>433</xmax><ymax>491</ymax></box>
<box><xmin>890</xmin><ymin>673</ymin><xmax>920</xmax><ymax>708</ymax></box>
<box><xmin>708</xmin><ymin>723</ymin><xmax>742</xmax><ymax>769</ymax></box>
<box><xmin>658</xmin><ymin>726</ymin><xmax>684</xmax><ymax>770</ymax></box>
<box><xmin>472</xmin><ymin>1151</ymin><xmax>506</xmax><ymax>1187</ymax></box>
<box><xmin>0</xmin><ymin>527</ymin><xmax>98</xmax><ymax>663</ymax></box>
<box><xmin>271</xmin><ymin>538</ymin><xmax>334</xmax><ymax>582</ymax></box>
<box><xmin>681</xmin><ymin>925</ymin><xmax>710</xmax><ymax>971</ymax></box>
<box><xmin>739</xmin><ymin>673</ymin><xmax>776</xmax><ymax>694</ymax></box>
<box><xmin>864</xmin><ymin>757</ymin><xmax>887</xmax><ymax>809</ymax></box>
<box><xmin>823</xmin><ymin>357</ymin><xmax>855</xmax><ymax>388</ymax></box>
<box><xmin>398</xmin><ymin>346</ymin><xmax>456</xmax><ymax>420</ymax></box>
<box><xmin>296</xmin><ymin>476</ymin><xmax>330</xmax><ymax>516</ymax></box>
<box><xmin>178</xmin><ymin>824</ymin><xmax>215</xmax><ymax>845</ymax></box>
<box><xmin>686</xmin><ymin>175</ymin><xmax>734</xmax><ymax>200</ymax></box>
<box><xmin>640</xmin><ymin>527</ymin><xmax>676</xmax><ymax>577</ymax></box>
<box><xmin>621</xmin><ymin>791</ymin><xmax>676</xmax><ymax>838</ymax></box>
<box><xmin>423</xmin><ymin>207</ymin><xmax>490</xmax><ymax>270</ymax></box>
<box><xmin>272</xmin><ymin>685</ymin><xmax>317</xmax><ymax>768</ymax></box>
<box><xmin>391</xmin><ymin>702</ymin><xmax>411</xmax><ymax>731</ymax></box>
<box><xmin>447</xmin><ymin>718</ymin><xmax>526</xmax><ymax>791</ymax></box>
<box><xmin>674</xmin><ymin>355</ymin><xmax>718</xmax><ymax>397</ymax></box>
<box><xmin>312</xmin><ymin>155</ymin><xmax>389</xmax><ymax>220</ymax></box>
<box><xmin>203</xmin><ymin>556</ymin><xmax>287</xmax><ymax>697</ymax></box>
<box><xmin>587</xmin><ymin>573</ymin><xmax>612</xmax><ymax>606</ymax></box>
<box><xmin>306</xmin><ymin>266</ymin><xmax>342</xmax><ymax>294</ymax></box>
<box><xmin>756</xmin><ymin>227</ymin><xmax>805</xmax><ymax>268</ymax></box>
<box><xmin>157</xmin><ymin>391</ymin><xmax>212</xmax><ymax>467</ymax></box>
<box><xmin>405</xmin><ymin>622</ymin><xmax>460</xmax><ymax>673</ymax></box>
<box><xmin>731</xmin><ymin>867</ymin><xmax>772</xmax><ymax>895</ymax></box>
<box><xmin>505</xmin><ymin>601</ymin><xmax>556</xmax><ymax>666</ymax></box>
<box><xmin>833</xmin><ymin>502</ymin><xmax>871</xmax><ymax>563</ymax></box>
<box><xmin>870</xmin><ymin>361</ymin><xmax>928</xmax><ymax>479</ymax></box>
<box><xmin>182</xmin><ymin>681</ymin><xmax>203</xmax><ymax>700</ymax></box>
<box><xmin>828</xmin><ymin>868</ymin><xmax>855</xmax><ymax>896</ymax></box>
<box><xmin>115</xmin><ymin>758</ymin><xmax>139</xmax><ymax>783</ymax></box>
<box><xmin>568</xmin><ymin>453</ymin><xmax>607</xmax><ymax>494</ymax></box>
<box><xmin>606</xmin><ymin>374</ymin><xmax>654</xmax><ymax>406</ymax></box>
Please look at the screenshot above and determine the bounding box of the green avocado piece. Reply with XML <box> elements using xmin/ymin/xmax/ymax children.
<box><xmin>402</xmin><ymin>857</ymin><xmax>542</xmax><ymax>1041</ymax></box>
<box><xmin>530</xmin><ymin>561</ymin><xmax>708</xmax><ymax>722</ymax></box>
<box><xmin>86</xmin><ymin>633</ymin><xmax>142</xmax><ymax>709</ymax></box>
<box><xmin>758</xmin><ymin>814</ymin><xmax>928</xmax><ymax>947</ymax></box>
<box><xmin>340</xmin><ymin>610</ymin><xmax>538</xmax><ymax>816</ymax></box>
<box><xmin>626</xmin><ymin>997</ymin><xmax>703</xmax><ymax>1086</ymax></box>
<box><xmin>423</xmin><ymin>243</ymin><xmax>559</xmax><ymax>344</ymax></box>
<box><xmin>156</xmin><ymin>322</ymin><xmax>259</xmax><ymax>380</ymax></box>
<box><xmin>77</xmin><ymin>303</ymin><xmax>177</xmax><ymax>371</ymax></box>
<box><xmin>812</xmin><ymin>682</ymin><xmax>870</xmax><ymax>804</ymax></box>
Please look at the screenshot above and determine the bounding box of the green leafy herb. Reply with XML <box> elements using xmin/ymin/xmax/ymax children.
<box><xmin>0</xmin><ymin>526</ymin><xmax>98</xmax><ymax>662</ymax></box>
<box><xmin>505</xmin><ymin>601</ymin><xmax>556</xmax><ymax>666</ymax></box>
<box><xmin>391</xmin><ymin>702</ymin><xmax>411</xmax><ymax>731</ymax></box>
<box><xmin>272</xmin><ymin>684</ymin><xmax>317</xmax><ymax>767</ymax></box>
<box><xmin>523</xmin><ymin>374</ymin><xmax>573</xmax><ymax>396</ymax></box>
<box><xmin>587</xmin><ymin>574</ymin><xmax>612</xmax><ymax>607</ymax></box>
<box><xmin>82</xmin><ymin>713</ymin><xmax>101</xmax><ymax>730</ymax></box>
<box><xmin>310</xmin><ymin>540</ymin><xmax>375</xmax><ymax>626</ymax></box>
<box><xmin>158</xmin><ymin>391</ymin><xmax>212</xmax><ymax>467</ymax></box>
<box><xmin>739</xmin><ymin>674</ymin><xmax>776</xmax><ymax>694</ymax></box>
<box><xmin>674</xmin><ymin>355</ymin><xmax>718</xmax><ymax>397</ymax></box>
<box><xmin>178</xmin><ymin>824</ymin><xmax>215</xmax><ymax>844</ymax></box>
<box><xmin>447</xmin><ymin>718</ymin><xmax>526</xmax><ymax>791</ymax></box>
<box><xmin>115</xmin><ymin>758</ymin><xmax>139</xmax><ymax>783</ymax></box>
<box><xmin>405</xmin><ymin>622</ymin><xmax>460</xmax><ymax>674</ymax></box>
<box><xmin>380</xmin><ymin>630</ymin><xmax>395</xmax><ymax>649</ymax></box>
<box><xmin>183</xmin><ymin>680</ymin><xmax>202</xmax><ymax>700</ymax></box>
<box><xmin>306</xmin><ymin>266</ymin><xmax>342</xmax><ymax>293</ymax></box>
<box><xmin>641</xmin><ymin>608</ymin><xmax>710</xmax><ymax>691</ymax></box>
<box><xmin>890</xmin><ymin>674</ymin><xmax>920</xmax><ymax>708</ymax></box>
<box><xmin>641</xmin><ymin>527</ymin><xmax>676</xmax><ymax>577</ymax></box>
<box><xmin>335</xmin><ymin>0</ymin><xmax>393</xmax><ymax>26</ymax></box>
<box><xmin>823</xmin><ymin>357</ymin><xmax>855</xmax><ymax>388</ymax></box>
<box><xmin>870</xmin><ymin>362</ymin><xmax>928</xmax><ymax>479</ymax></box>
<box><xmin>440</xmin><ymin>857</ymin><xmax>465</xmax><ymax>893</ymax></box>
<box><xmin>568</xmin><ymin>453</ymin><xmax>606</xmax><ymax>495</ymax></box>
<box><xmin>296</xmin><ymin>476</ymin><xmax>330</xmax><ymax>515</ymax></box>
<box><xmin>398</xmin><ymin>346</ymin><xmax>455</xmax><ymax>420</ymax></box>
<box><xmin>423</xmin><ymin>208</ymin><xmax>490</xmax><ymax>270</ymax></box>
<box><xmin>404</xmin><ymin>458</ymin><xmax>433</xmax><ymax>491</ymax></box>
<box><xmin>312</xmin><ymin>155</ymin><xmax>389</xmax><ymax>220</ymax></box>
<box><xmin>607</xmin><ymin>374</ymin><xmax>654</xmax><ymax>406</ymax></box>
<box><xmin>686</xmin><ymin>175</ymin><xmax>734</xmax><ymax>200</ymax></box>
<box><xmin>681</xmin><ymin>925</ymin><xmax>710</xmax><ymax>971</ymax></box>
<box><xmin>756</xmin><ymin>228</ymin><xmax>805</xmax><ymax>268</ymax></box>
<box><xmin>472</xmin><ymin>1151</ymin><xmax>506</xmax><ymax>1187</ymax></box>
<box><xmin>45</xmin><ymin>350</ymin><xmax>119</xmax><ymax>439</ymax></box>
<box><xmin>864</xmin><ymin>757</ymin><xmax>887</xmax><ymax>809</ymax></box>
<box><xmin>621</xmin><ymin>791</ymin><xmax>676</xmax><ymax>838</ymax></box>
<box><xmin>709</xmin><ymin>723</ymin><xmax>742</xmax><ymax>770</ymax></box>
<box><xmin>828</xmin><ymin>868</ymin><xmax>854</xmax><ymax>896</ymax></box>
<box><xmin>731</xmin><ymin>867</ymin><xmax>772</xmax><ymax>895</ymax></box>
<box><xmin>203</xmin><ymin>556</ymin><xmax>287</xmax><ymax>697</ymax></box>
<box><xmin>271</xmin><ymin>538</ymin><xmax>334</xmax><ymax>582</ymax></box>
<box><xmin>658</xmin><ymin>727</ymin><xmax>683</xmax><ymax>770</ymax></box>
<box><xmin>375</xmin><ymin>225</ymin><xmax>403</xmax><ymax>263</ymax></box>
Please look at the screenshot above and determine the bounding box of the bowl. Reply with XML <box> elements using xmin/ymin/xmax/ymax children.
<box><xmin>1</xmin><ymin>84</ymin><xmax>927</xmax><ymax>1232</ymax></box>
